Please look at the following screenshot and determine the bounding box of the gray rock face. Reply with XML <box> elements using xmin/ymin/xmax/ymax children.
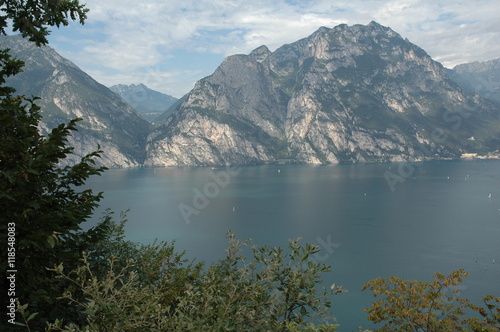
<box><xmin>145</xmin><ymin>22</ymin><xmax>500</xmax><ymax>166</ymax></box>
<box><xmin>2</xmin><ymin>35</ymin><xmax>151</xmax><ymax>167</ymax></box>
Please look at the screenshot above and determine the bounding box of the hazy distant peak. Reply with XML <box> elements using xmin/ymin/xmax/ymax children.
<box><xmin>109</xmin><ymin>83</ymin><xmax>178</xmax><ymax>122</ymax></box>
<box><xmin>449</xmin><ymin>57</ymin><xmax>500</xmax><ymax>106</ymax></box>
<box><xmin>453</xmin><ymin>58</ymin><xmax>500</xmax><ymax>73</ymax></box>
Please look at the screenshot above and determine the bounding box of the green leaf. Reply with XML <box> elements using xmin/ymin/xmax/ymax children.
<box><xmin>27</xmin><ymin>312</ymin><xmax>38</xmax><ymax>322</ymax></box>
<box><xmin>47</xmin><ymin>235</ymin><xmax>55</xmax><ymax>248</ymax></box>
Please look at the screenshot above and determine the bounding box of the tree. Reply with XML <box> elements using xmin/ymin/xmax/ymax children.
<box><xmin>0</xmin><ymin>90</ymin><xmax>111</xmax><ymax>328</ymax></box>
<box><xmin>362</xmin><ymin>269</ymin><xmax>500</xmax><ymax>331</ymax></box>
<box><xmin>1</xmin><ymin>0</ymin><xmax>88</xmax><ymax>46</ymax></box>
<box><xmin>0</xmin><ymin>1</ymin><xmax>108</xmax><ymax>329</ymax></box>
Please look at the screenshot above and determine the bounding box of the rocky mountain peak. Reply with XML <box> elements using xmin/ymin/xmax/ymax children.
<box><xmin>249</xmin><ymin>45</ymin><xmax>271</xmax><ymax>62</ymax></box>
<box><xmin>145</xmin><ymin>22</ymin><xmax>500</xmax><ymax>167</ymax></box>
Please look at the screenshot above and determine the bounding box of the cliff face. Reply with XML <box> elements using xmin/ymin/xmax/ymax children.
<box><xmin>2</xmin><ymin>35</ymin><xmax>151</xmax><ymax>167</ymax></box>
<box><xmin>145</xmin><ymin>22</ymin><xmax>500</xmax><ymax>166</ymax></box>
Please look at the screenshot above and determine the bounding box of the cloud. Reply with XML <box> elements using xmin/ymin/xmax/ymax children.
<box><xmin>47</xmin><ymin>0</ymin><xmax>500</xmax><ymax>96</ymax></box>
<box><xmin>369</xmin><ymin>0</ymin><xmax>500</xmax><ymax>67</ymax></box>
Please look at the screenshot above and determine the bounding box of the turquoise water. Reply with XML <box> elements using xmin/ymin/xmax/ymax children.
<box><xmin>86</xmin><ymin>160</ymin><xmax>500</xmax><ymax>331</ymax></box>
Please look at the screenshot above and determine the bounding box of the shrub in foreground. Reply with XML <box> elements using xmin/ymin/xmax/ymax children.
<box><xmin>362</xmin><ymin>269</ymin><xmax>500</xmax><ymax>331</ymax></box>
<box><xmin>18</xmin><ymin>229</ymin><xmax>343</xmax><ymax>331</ymax></box>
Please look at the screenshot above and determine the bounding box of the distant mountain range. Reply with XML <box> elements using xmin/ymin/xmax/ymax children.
<box><xmin>448</xmin><ymin>58</ymin><xmax>500</xmax><ymax>106</ymax></box>
<box><xmin>3</xmin><ymin>22</ymin><xmax>500</xmax><ymax>167</ymax></box>
<box><xmin>109</xmin><ymin>83</ymin><xmax>177</xmax><ymax>122</ymax></box>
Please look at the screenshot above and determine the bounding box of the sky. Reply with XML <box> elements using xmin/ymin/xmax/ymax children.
<box><xmin>42</xmin><ymin>0</ymin><xmax>500</xmax><ymax>98</ymax></box>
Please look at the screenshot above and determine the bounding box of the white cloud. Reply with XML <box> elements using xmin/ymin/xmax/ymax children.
<box><xmin>369</xmin><ymin>0</ymin><xmax>500</xmax><ymax>67</ymax></box>
<box><xmin>47</xmin><ymin>0</ymin><xmax>500</xmax><ymax>96</ymax></box>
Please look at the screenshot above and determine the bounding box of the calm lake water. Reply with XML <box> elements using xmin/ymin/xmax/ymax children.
<box><xmin>86</xmin><ymin>160</ymin><xmax>500</xmax><ymax>331</ymax></box>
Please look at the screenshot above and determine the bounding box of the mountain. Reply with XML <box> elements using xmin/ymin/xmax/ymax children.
<box><xmin>4</xmin><ymin>23</ymin><xmax>500</xmax><ymax>168</ymax></box>
<box><xmin>2</xmin><ymin>35</ymin><xmax>151</xmax><ymax>167</ymax></box>
<box><xmin>109</xmin><ymin>84</ymin><xmax>178</xmax><ymax>122</ymax></box>
<box><xmin>154</xmin><ymin>95</ymin><xmax>187</xmax><ymax>124</ymax></box>
<box><xmin>449</xmin><ymin>58</ymin><xmax>500</xmax><ymax>106</ymax></box>
<box><xmin>144</xmin><ymin>22</ymin><xmax>500</xmax><ymax>166</ymax></box>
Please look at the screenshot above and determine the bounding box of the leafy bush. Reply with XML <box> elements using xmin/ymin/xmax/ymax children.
<box><xmin>362</xmin><ymin>269</ymin><xmax>500</xmax><ymax>331</ymax></box>
<box><xmin>18</xmin><ymin>229</ymin><xmax>343</xmax><ymax>331</ymax></box>
<box><xmin>168</xmin><ymin>232</ymin><xmax>343</xmax><ymax>331</ymax></box>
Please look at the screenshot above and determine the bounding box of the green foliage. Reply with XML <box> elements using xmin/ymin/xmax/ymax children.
<box><xmin>0</xmin><ymin>1</ymin><xmax>108</xmax><ymax>329</ymax></box>
<box><xmin>13</xmin><ymin>215</ymin><xmax>202</xmax><ymax>331</ymax></box>
<box><xmin>53</xmin><ymin>254</ymin><xmax>172</xmax><ymax>331</ymax></box>
<box><xmin>252</xmin><ymin>235</ymin><xmax>345</xmax><ymax>326</ymax></box>
<box><xmin>0</xmin><ymin>47</ymin><xmax>24</xmax><ymax>95</ymax></box>
<box><xmin>16</xmin><ymin>230</ymin><xmax>342</xmax><ymax>331</ymax></box>
<box><xmin>0</xmin><ymin>0</ymin><xmax>88</xmax><ymax>46</ymax></box>
<box><xmin>85</xmin><ymin>212</ymin><xmax>204</xmax><ymax>310</ymax></box>
<box><xmin>362</xmin><ymin>269</ymin><xmax>500</xmax><ymax>331</ymax></box>
<box><xmin>0</xmin><ymin>89</ymin><xmax>109</xmax><ymax>325</ymax></box>
<box><xmin>166</xmin><ymin>232</ymin><xmax>343</xmax><ymax>331</ymax></box>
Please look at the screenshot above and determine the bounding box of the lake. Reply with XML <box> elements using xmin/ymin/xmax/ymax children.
<box><xmin>86</xmin><ymin>160</ymin><xmax>500</xmax><ymax>331</ymax></box>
